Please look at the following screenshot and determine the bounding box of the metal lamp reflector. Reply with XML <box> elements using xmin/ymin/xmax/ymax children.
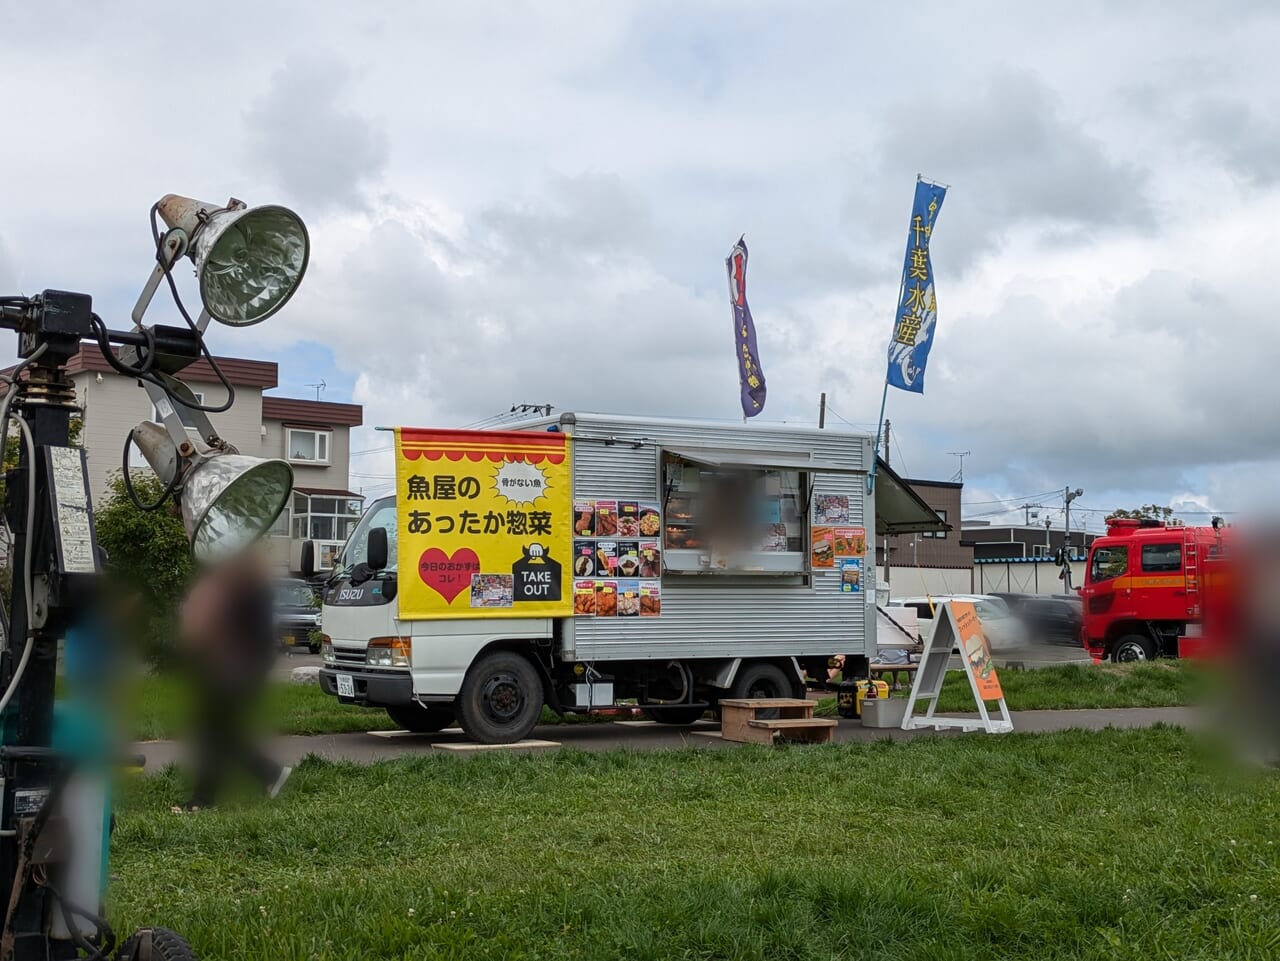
<box><xmin>156</xmin><ymin>194</ymin><xmax>310</xmax><ymax>327</ymax></box>
<box><xmin>181</xmin><ymin>455</ymin><xmax>294</xmax><ymax>561</ymax></box>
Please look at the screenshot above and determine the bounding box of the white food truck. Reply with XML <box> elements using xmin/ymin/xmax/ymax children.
<box><xmin>311</xmin><ymin>412</ymin><xmax>945</xmax><ymax>743</ymax></box>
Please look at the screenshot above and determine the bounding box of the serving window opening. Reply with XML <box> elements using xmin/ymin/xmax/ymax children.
<box><xmin>660</xmin><ymin>451</ymin><xmax>808</xmax><ymax>574</ymax></box>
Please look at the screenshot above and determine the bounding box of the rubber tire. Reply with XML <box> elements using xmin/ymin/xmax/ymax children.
<box><xmin>1111</xmin><ymin>634</ymin><xmax>1155</xmax><ymax>663</ymax></box>
<box><xmin>457</xmin><ymin>651</ymin><xmax>544</xmax><ymax>744</ymax></box>
<box><xmin>385</xmin><ymin>703</ymin><xmax>456</xmax><ymax>733</ymax></box>
<box><xmin>117</xmin><ymin>927</ymin><xmax>195</xmax><ymax>961</ymax></box>
<box><xmin>730</xmin><ymin>663</ymin><xmax>798</xmax><ymax>720</ymax></box>
<box><xmin>640</xmin><ymin>705</ymin><xmax>707</xmax><ymax>725</ymax></box>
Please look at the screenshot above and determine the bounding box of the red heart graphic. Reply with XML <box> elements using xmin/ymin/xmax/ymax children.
<box><xmin>418</xmin><ymin>548</ymin><xmax>481</xmax><ymax>603</ymax></box>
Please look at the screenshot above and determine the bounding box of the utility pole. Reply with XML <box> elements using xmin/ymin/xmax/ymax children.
<box><xmin>1019</xmin><ymin>502</ymin><xmax>1042</xmax><ymax>526</ymax></box>
<box><xmin>882</xmin><ymin>419</ymin><xmax>891</xmax><ymax>464</ymax></box>
<box><xmin>818</xmin><ymin>392</ymin><xmax>826</xmax><ymax>429</ymax></box>
<box><xmin>1062</xmin><ymin>486</ymin><xmax>1084</xmax><ymax>591</ymax></box>
<box><xmin>1044</xmin><ymin>515</ymin><xmax>1052</xmax><ymax>551</ymax></box>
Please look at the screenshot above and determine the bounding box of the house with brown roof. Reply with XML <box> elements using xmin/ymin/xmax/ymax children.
<box><xmin>63</xmin><ymin>348</ymin><xmax>363</xmax><ymax>575</ymax></box>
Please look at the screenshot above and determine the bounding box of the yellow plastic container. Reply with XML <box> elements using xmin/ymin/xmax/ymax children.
<box><xmin>855</xmin><ymin>679</ymin><xmax>890</xmax><ymax>717</ymax></box>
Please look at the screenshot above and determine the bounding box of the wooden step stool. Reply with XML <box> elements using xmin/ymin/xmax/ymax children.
<box><xmin>718</xmin><ymin>698</ymin><xmax>837</xmax><ymax>745</ymax></box>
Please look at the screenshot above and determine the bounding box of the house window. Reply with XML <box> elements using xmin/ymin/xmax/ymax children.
<box><xmin>289</xmin><ymin>492</ymin><xmax>363</xmax><ymax>544</ymax></box>
<box><xmin>1031</xmin><ymin>544</ymin><xmax>1047</xmax><ymax>559</ymax></box>
<box><xmin>267</xmin><ymin>508</ymin><xmax>289</xmax><ymax>537</ymax></box>
<box><xmin>153</xmin><ymin>392</ymin><xmax>205</xmax><ymax>431</ymax></box>
<box><xmin>287</xmin><ymin>428</ymin><xmax>331</xmax><ymax>464</ymax></box>
<box><xmin>923</xmin><ymin>509</ymin><xmax>948</xmax><ymax>539</ymax></box>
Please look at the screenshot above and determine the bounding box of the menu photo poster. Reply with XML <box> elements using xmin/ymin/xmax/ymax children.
<box><xmin>811</xmin><ymin>526</ymin><xmax>836</xmax><ymax>569</ymax></box>
<box><xmin>814</xmin><ymin>494</ymin><xmax>849</xmax><ymax>525</ymax></box>
<box><xmin>833</xmin><ymin>526</ymin><xmax>866</xmax><ymax>558</ymax></box>
<box><xmin>840</xmin><ymin>557</ymin><xmax>862</xmax><ymax>594</ymax></box>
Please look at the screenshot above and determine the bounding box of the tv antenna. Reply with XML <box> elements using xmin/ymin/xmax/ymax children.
<box><xmin>306</xmin><ymin>379</ymin><xmax>326</xmax><ymax>401</ymax></box>
<box><xmin>947</xmin><ymin>450</ymin><xmax>970</xmax><ymax>483</ymax></box>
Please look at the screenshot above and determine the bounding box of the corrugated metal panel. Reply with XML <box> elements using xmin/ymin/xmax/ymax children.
<box><xmin>553</xmin><ymin>413</ymin><xmax>878</xmax><ymax>661</ymax></box>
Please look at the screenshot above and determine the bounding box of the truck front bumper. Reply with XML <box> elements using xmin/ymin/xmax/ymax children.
<box><xmin>319</xmin><ymin>667</ymin><xmax>413</xmax><ymax>708</ymax></box>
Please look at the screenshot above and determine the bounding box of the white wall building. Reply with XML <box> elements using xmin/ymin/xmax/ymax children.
<box><xmin>61</xmin><ymin>349</ymin><xmax>363</xmax><ymax>575</ymax></box>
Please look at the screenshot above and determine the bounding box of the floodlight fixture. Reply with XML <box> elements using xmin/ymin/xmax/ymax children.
<box><xmin>155</xmin><ymin>193</ymin><xmax>309</xmax><ymax>327</ymax></box>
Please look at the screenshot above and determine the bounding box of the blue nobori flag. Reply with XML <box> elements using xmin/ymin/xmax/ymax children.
<box><xmin>886</xmin><ymin>180</ymin><xmax>947</xmax><ymax>393</ymax></box>
<box><xmin>726</xmin><ymin>236</ymin><xmax>767</xmax><ymax>417</ymax></box>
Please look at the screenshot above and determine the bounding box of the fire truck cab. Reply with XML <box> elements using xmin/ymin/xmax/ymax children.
<box><xmin>1079</xmin><ymin>517</ymin><xmax>1229</xmax><ymax>663</ymax></box>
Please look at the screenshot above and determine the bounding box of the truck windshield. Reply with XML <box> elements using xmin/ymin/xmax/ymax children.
<box><xmin>1090</xmin><ymin>546</ymin><xmax>1128</xmax><ymax>583</ymax></box>
<box><xmin>334</xmin><ymin>496</ymin><xmax>398</xmax><ymax>577</ymax></box>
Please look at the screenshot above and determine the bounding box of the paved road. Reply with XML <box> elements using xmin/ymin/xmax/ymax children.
<box><xmin>134</xmin><ymin>706</ymin><xmax>1200</xmax><ymax>770</ymax></box>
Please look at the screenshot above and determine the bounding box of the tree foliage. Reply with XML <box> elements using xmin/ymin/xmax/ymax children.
<box><xmin>1106</xmin><ymin>504</ymin><xmax>1175</xmax><ymax>523</ymax></box>
<box><xmin>93</xmin><ymin>471</ymin><xmax>192</xmax><ymax>665</ymax></box>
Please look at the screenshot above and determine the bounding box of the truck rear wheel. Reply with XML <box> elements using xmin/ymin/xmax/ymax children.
<box><xmin>386</xmin><ymin>703</ymin><xmax>455</xmax><ymax>733</ymax></box>
<box><xmin>457</xmin><ymin>651</ymin><xmax>544</xmax><ymax>744</ymax></box>
<box><xmin>730</xmin><ymin>663</ymin><xmax>798</xmax><ymax>720</ymax></box>
<box><xmin>1111</xmin><ymin>634</ymin><xmax>1154</xmax><ymax>663</ymax></box>
<box><xmin>640</xmin><ymin>705</ymin><xmax>707</xmax><ymax>725</ymax></box>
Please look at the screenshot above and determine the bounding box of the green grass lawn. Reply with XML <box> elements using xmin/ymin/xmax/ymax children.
<box><xmin>109</xmin><ymin>727</ymin><xmax>1280</xmax><ymax>960</ymax></box>
<box><xmin>814</xmin><ymin>661</ymin><xmax>1198</xmax><ymax>718</ymax></box>
<box><xmin>128</xmin><ymin>662</ymin><xmax>1200</xmax><ymax>741</ymax></box>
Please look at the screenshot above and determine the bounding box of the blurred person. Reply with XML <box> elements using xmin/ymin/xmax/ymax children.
<box><xmin>172</xmin><ymin>544</ymin><xmax>291</xmax><ymax>813</ymax></box>
<box><xmin>1233</xmin><ymin>521</ymin><xmax>1280</xmax><ymax>768</ymax></box>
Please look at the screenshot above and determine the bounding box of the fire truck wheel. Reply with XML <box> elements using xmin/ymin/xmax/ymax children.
<box><xmin>458</xmin><ymin>651</ymin><xmax>544</xmax><ymax>744</ymax></box>
<box><xmin>1111</xmin><ymin>634</ymin><xmax>1155</xmax><ymax>663</ymax></box>
<box><xmin>385</xmin><ymin>703</ymin><xmax>456</xmax><ymax>733</ymax></box>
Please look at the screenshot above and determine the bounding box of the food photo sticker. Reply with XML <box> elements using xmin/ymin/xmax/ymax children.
<box><xmin>617</xmin><ymin>580</ymin><xmax>641</xmax><ymax>617</ymax></box>
<box><xmin>814</xmin><ymin>494</ymin><xmax>849</xmax><ymax>525</ymax></box>
<box><xmin>616</xmin><ymin>541</ymin><xmax>641</xmax><ymax>578</ymax></box>
<box><xmin>573</xmin><ymin>540</ymin><xmax>596</xmax><ymax>577</ymax></box>
<box><xmin>639</xmin><ymin>541</ymin><xmax>662</xmax><ymax>578</ymax></box>
<box><xmin>573</xmin><ymin>500</ymin><xmax>596</xmax><ymax>538</ymax></box>
<box><xmin>595</xmin><ymin>581</ymin><xmax>618</xmax><ymax>617</ymax></box>
<box><xmin>640</xmin><ymin>583</ymin><xmax>662</xmax><ymax>617</ymax></box>
<box><xmin>618</xmin><ymin>501</ymin><xmax>641</xmax><ymax>537</ymax></box>
<box><xmin>573</xmin><ymin>580</ymin><xmax>597</xmax><ymax>616</ymax></box>
<box><xmin>638</xmin><ymin>503</ymin><xmax>662</xmax><ymax>538</ymax></box>
<box><xmin>595</xmin><ymin>500</ymin><xmax>619</xmax><ymax>537</ymax></box>
<box><xmin>811</xmin><ymin>527</ymin><xmax>836</xmax><ymax>569</ymax></box>
<box><xmin>595</xmin><ymin>540</ymin><xmax>619</xmax><ymax>574</ymax></box>
<box><xmin>469</xmin><ymin>573</ymin><xmax>514</xmax><ymax>608</ymax></box>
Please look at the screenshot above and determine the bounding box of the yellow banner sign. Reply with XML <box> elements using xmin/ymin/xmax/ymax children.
<box><xmin>394</xmin><ymin>427</ymin><xmax>572</xmax><ymax>619</ymax></box>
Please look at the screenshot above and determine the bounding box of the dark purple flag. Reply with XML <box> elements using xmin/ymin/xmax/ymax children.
<box><xmin>726</xmin><ymin>236</ymin><xmax>766</xmax><ymax>418</ymax></box>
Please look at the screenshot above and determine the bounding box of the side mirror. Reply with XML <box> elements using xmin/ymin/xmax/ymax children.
<box><xmin>301</xmin><ymin>540</ymin><xmax>316</xmax><ymax>580</ymax></box>
<box><xmin>367</xmin><ymin>527</ymin><xmax>389</xmax><ymax>572</ymax></box>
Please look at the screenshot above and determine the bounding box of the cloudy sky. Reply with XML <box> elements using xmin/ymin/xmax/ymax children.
<box><xmin>2</xmin><ymin>1</ymin><xmax>1276</xmax><ymax>532</ymax></box>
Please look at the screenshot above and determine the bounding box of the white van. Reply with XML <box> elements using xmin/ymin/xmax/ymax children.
<box><xmin>885</xmin><ymin>594</ymin><xmax>1027</xmax><ymax>652</ymax></box>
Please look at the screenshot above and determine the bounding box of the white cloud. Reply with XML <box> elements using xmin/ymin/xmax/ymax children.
<box><xmin>0</xmin><ymin>0</ymin><xmax>1276</xmax><ymax>521</ymax></box>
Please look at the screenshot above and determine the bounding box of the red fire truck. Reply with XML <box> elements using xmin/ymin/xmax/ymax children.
<box><xmin>1078</xmin><ymin>517</ymin><xmax>1231</xmax><ymax>662</ymax></box>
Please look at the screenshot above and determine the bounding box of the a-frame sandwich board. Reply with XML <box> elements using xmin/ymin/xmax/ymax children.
<box><xmin>901</xmin><ymin>600</ymin><xmax>1013</xmax><ymax>734</ymax></box>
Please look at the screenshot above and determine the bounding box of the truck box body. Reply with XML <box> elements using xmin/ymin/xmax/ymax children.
<box><xmin>559</xmin><ymin>413</ymin><xmax>876</xmax><ymax>663</ymax></box>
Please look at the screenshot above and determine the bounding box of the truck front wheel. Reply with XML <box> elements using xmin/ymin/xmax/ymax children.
<box><xmin>1111</xmin><ymin>634</ymin><xmax>1154</xmax><ymax>663</ymax></box>
<box><xmin>458</xmin><ymin>651</ymin><xmax>544</xmax><ymax>744</ymax></box>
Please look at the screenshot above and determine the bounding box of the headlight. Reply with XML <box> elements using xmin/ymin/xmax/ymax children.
<box><xmin>367</xmin><ymin>636</ymin><xmax>411</xmax><ymax>668</ymax></box>
<box><xmin>321</xmin><ymin>642</ymin><xmax>335</xmax><ymax>664</ymax></box>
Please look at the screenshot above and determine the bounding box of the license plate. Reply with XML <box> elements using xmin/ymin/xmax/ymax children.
<box><xmin>336</xmin><ymin>674</ymin><xmax>355</xmax><ymax>699</ymax></box>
